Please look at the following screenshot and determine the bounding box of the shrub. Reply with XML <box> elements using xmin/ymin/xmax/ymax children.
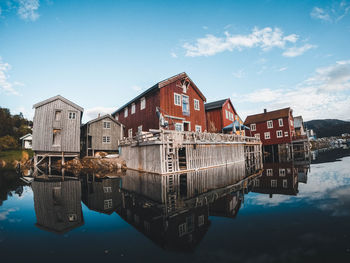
<box><xmin>0</xmin><ymin>135</ymin><xmax>19</xmax><ymax>151</ymax></box>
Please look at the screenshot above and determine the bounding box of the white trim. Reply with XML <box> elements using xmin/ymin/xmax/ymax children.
<box><xmin>266</xmin><ymin>168</ymin><xmax>273</xmax><ymax>176</ymax></box>
<box><xmin>140</xmin><ymin>97</ymin><xmax>146</xmax><ymax>110</ymax></box>
<box><xmin>103</xmin><ymin>121</ymin><xmax>111</xmax><ymax>129</ymax></box>
<box><xmin>164</xmin><ymin>114</ymin><xmax>185</xmax><ymax>120</ymax></box>
<box><xmin>183</xmin><ymin>121</ymin><xmax>191</xmax><ymax>131</ymax></box>
<box><xmin>276</xmin><ymin>130</ymin><xmax>283</xmax><ymax>138</ymax></box>
<box><xmin>124</xmin><ymin>107</ymin><xmax>128</xmax><ymax>118</ymax></box>
<box><xmin>267</xmin><ymin>120</ymin><xmax>273</xmax><ymax>129</ymax></box>
<box><xmin>131</xmin><ymin>103</ymin><xmax>136</xmax><ymax>114</ymax></box>
<box><xmin>264</xmin><ymin>132</ymin><xmax>271</xmax><ymax>139</ymax></box>
<box><xmin>174</xmin><ymin>93</ymin><xmax>181</xmax><ymax>106</ymax></box>
<box><xmin>102</xmin><ymin>136</ymin><xmax>111</xmax><ymax>144</ymax></box>
<box><xmin>250</xmin><ymin>123</ymin><xmax>256</xmax><ymax>131</ymax></box>
<box><xmin>175</xmin><ymin>123</ymin><xmax>183</xmax><ymax>131</ymax></box>
<box><xmin>194</xmin><ymin>99</ymin><xmax>200</xmax><ymax>111</ymax></box>
<box><xmin>278</xmin><ymin>118</ymin><xmax>283</xmax><ymax>127</ymax></box>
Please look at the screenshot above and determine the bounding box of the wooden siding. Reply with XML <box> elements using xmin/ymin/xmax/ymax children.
<box><xmin>206</xmin><ymin>108</ymin><xmax>222</xmax><ymax>133</ymax></box>
<box><xmin>32</xmin><ymin>98</ymin><xmax>82</xmax><ymax>153</ymax></box>
<box><xmin>116</xmin><ymin>90</ymin><xmax>160</xmax><ymax>136</ymax></box>
<box><xmin>160</xmin><ymin>80</ymin><xmax>206</xmax><ymax>132</ymax></box>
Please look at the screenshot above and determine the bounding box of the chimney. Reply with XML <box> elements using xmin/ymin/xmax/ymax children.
<box><xmin>264</xmin><ymin>109</ymin><xmax>267</xmax><ymax>114</ymax></box>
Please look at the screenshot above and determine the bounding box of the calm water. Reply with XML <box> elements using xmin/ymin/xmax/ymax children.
<box><xmin>1</xmin><ymin>149</ymin><xmax>350</xmax><ymax>263</ymax></box>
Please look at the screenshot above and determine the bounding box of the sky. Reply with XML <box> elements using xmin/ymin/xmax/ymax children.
<box><xmin>0</xmin><ymin>0</ymin><xmax>350</xmax><ymax>122</ymax></box>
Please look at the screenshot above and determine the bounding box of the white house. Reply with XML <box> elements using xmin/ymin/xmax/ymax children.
<box><xmin>20</xmin><ymin>134</ymin><xmax>33</xmax><ymax>149</ymax></box>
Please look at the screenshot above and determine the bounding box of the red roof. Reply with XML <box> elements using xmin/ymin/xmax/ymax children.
<box><xmin>244</xmin><ymin>107</ymin><xmax>292</xmax><ymax>124</ymax></box>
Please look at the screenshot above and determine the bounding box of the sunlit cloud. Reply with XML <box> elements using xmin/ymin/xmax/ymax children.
<box><xmin>311</xmin><ymin>2</ymin><xmax>350</xmax><ymax>23</ymax></box>
<box><xmin>282</xmin><ymin>44</ymin><xmax>316</xmax><ymax>57</ymax></box>
<box><xmin>0</xmin><ymin>58</ymin><xmax>22</xmax><ymax>96</ymax></box>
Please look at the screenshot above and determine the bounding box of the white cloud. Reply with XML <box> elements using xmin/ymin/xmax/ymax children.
<box><xmin>278</xmin><ymin>67</ymin><xmax>287</xmax><ymax>72</ymax></box>
<box><xmin>282</xmin><ymin>44</ymin><xmax>316</xmax><ymax>57</ymax></box>
<box><xmin>170</xmin><ymin>52</ymin><xmax>177</xmax><ymax>58</ymax></box>
<box><xmin>183</xmin><ymin>27</ymin><xmax>304</xmax><ymax>57</ymax></box>
<box><xmin>310</xmin><ymin>2</ymin><xmax>350</xmax><ymax>23</ymax></box>
<box><xmin>84</xmin><ymin>106</ymin><xmax>115</xmax><ymax>122</ymax></box>
<box><xmin>232</xmin><ymin>69</ymin><xmax>245</xmax><ymax>79</ymax></box>
<box><xmin>0</xmin><ymin>58</ymin><xmax>22</xmax><ymax>96</ymax></box>
<box><xmin>17</xmin><ymin>0</ymin><xmax>40</xmax><ymax>21</ymax></box>
<box><xmin>238</xmin><ymin>60</ymin><xmax>350</xmax><ymax>120</ymax></box>
<box><xmin>0</xmin><ymin>208</ymin><xmax>19</xmax><ymax>221</ymax></box>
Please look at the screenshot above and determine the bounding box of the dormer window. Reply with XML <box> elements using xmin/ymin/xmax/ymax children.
<box><xmin>181</xmin><ymin>79</ymin><xmax>190</xmax><ymax>93</ymax></box>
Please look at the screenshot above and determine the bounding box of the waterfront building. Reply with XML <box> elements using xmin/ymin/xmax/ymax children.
<box><xmin>19</xmin><ymin>133</ymin><xmax>32</xmax><ymax>149</ymax></box>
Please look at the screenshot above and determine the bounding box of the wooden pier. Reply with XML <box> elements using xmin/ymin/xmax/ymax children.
<box><xmin>119</xmin><ymin>129</ymin><xmax>263</xmax><ymax>174</ymax></box>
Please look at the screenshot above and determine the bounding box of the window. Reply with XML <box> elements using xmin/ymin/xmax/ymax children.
<box><xmin>287</xmin><ymin>168</ymin><xmax>291</xmax><ymax>174</ymax></box>
<box><xmin>124</xmin><ymin>107</ymin><xmax>128</xmax><ymax>118</ymax></box>
<box><xmin>271</xmin><ymin>180</ymin><xmax>277</xmax><ymax>188</ymax></box>
<box><xmin>138</xmin><ymin>125</ymin><xmax>143</xmax><ymax>134</ymax></box>
<box><xmin>68</xmin><ymin>214</ymin><xmax>77</xmax><ymax>222</ymax></box>
<box><xmin>195</xmin><ymin>125</ymin><xmax>202</xmax><ymax>132</ymax></box>
<box><xmin>103</xmin><ymin>121</ymin><xmax>111</xmax><ymax>129</ymax></box>
<box><xmin>174</xmin><ymin>93</ymin><xmax>181</xmax><ymax>106</ymax></box>
<box><xmin>198</xmin><ymin>215</ymin><xmax>204</xmax><ymax>227</ymax></box>
<box><xmin>264</xmin><ymin>132</ymin><xmax>270</xmax><ymax>139</ymax></box>
<box><xmin>103</xmin><ymin>187</ymin><xmax>112</xmax><ymax>193</ymax></box>
<box><xmin>178</xmin><ymin>223</ymin><xmax>187</xmax><ymax>237</ymax></box>
<box><xmin>182</xmin><ymin>95</ymin><xmax>190</xmax><ymax>116</ymax></box>
<box><xmin>194</xmin><ymin>99</ymin><xmax>200</xmax><ymax>110</ymax></box>
<box><xmin>131</xmin><ymin>103</ymin><xmax>136</xmax><ymax>114</ymax></box>
<box><xmin>52</xmin><ymin>129</ymin><xmax>61</xmax><ymax>146</ymax></box>
<box><xmin>267</xmin><ymin>120</ymin><xmax>273</xmax><ymax>129</ymax></box>
<box><xmin>284</xmin><ymin>131</ymin><xmax>289</xmax><ymax>137</ymax></box>
<box><xmin>140</xmin><ymin>97</ymin><xmax>146</xmax><ymax>110</ymax></box>
<box><xmin>225</xmin><ymin>110</ymin><xmax>229</xmax><ymax>119</ymax></box>
<box><xmin>253</xmin><ymin>179</ymin><xmax>260</xmax><ymax>187</ymax></box>
<box><xmin>278</xmin><ymin>118</ymin><xmax>283</xmax><ymax>127</ymax></box>
<box><xmin>55</xmin><ymin>110</ymin><xmax>61</xmax><ymax>121</ymax></box>
<box><xmin>128</xmin><ymin>128</ymin><xmax>133</xmax><ymax>138</ymax></box>
<box><xmin>251</xmin><ymin>123</ymin><xmax>256</xmax><ymax>131</ymax></box>
<box><xmin>279</xmin><ymin>169</ymin><xmax>286</xmax><ymax>177</ymax></box>
<box><xmin>255</xmin><ymin>133</ymin><xmax>260</xmax><ymax>139</ymax></box>
<box><xmin>283</xmin><ymin>179</ymin><xmax>288</xmax><ymax>188</ymax></box>
<box><xmin>68</xmin><ymin>112</ymin><xmax>76</xmax><ymax>119</ymax></box>
<box><xmin>104</xmin><ymin>199</ymin><xmax>112</xmax><ymax>210</ymax></box>
<box><xmin>175</xmin><ymin>123</ymin><xmax>183</xmax><ymax>131</ymax></box>
<box><xmin>115</xmin><ymin>114</ymin><xmax>119</xmax><ymax>121</ymax></box>
<box><xmin>266</xmin><ymin>169</ymin><xmax>273</xmax><ymax>176</ymax></box>
<box><xmin>102</xmin><ymin>136</ymin><xmax>111</xmax><ymax>143</ymax></box>
<box><xmin>276</xmin><ymin>130</ymin><xmax>283</xmax><ymax>138</ymax></box>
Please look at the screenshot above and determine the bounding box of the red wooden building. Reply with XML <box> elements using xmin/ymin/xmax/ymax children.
<box><xmin>244</xmin><ymin>107</ymin><xmax>295</xmax><ymax>146</ymax></box>
<box><xmin>112</xmin><ymin>72</ymin><xmax>207</xmax><ymax>136</ymax></box>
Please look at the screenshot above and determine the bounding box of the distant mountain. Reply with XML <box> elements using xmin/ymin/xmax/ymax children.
<box><xmin>305</xmin><ymin>119</ymin><xmax>350</xmax><ymax>138</ymax></box>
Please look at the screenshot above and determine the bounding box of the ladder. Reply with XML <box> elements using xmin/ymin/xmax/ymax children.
<box><xmin>166</xmin><ymin>138</ymin><xmax>175</xmax><ymax>173</ymax></box>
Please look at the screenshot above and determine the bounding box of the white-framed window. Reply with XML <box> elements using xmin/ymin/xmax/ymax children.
<box><xmin>278</xmin><ymin>118</ymin><xmax>283</xmax><ymax>127</ymax></box>
<box><xmin>175</xmin><ymin>123</ymin><xmax>183</xmax><ymax>131</ymax></box>
<box><xmin>182</xmin><ymin>95</ymin><xmax>190</xmax><ymax>115</ymax></box>
<box><xmin>225</xmin><ymin>110</ymin><xmax>229</xmax><ymax>119</ymax></box>
<box><xmin>266</xmin><ymin>169</ymin><xmax>273</xmax><ymax>176</ymax></box>
<box><xmin>138</xmin><ymin>125</ymin><xmax>143</xmax><ymax>134</ymax></box>
<box><xmin>198</xmin><ymin>215</ymin><xmax>204</xmax><ymax>227</ymax></box>
<box><xmin>276</xmin><ymin>130</ymin><xmax>283</xmax><ymax>138</ymax></box>
<box><xmin>115</xmin><ymin>114</ymin><xmax>119</xmax><ymax>121</ymax></box>
<box><xmin>178</xmin><ymin>223</ymin><xmax>187</xmax><ymax>237</ymax></box>
<box><xmin>284</xmin><ymin>131</ymin><xmax>289</xmax><ymax>137</ymax></box>
<box><xmin>227</xmin><ymin>104</ymin><xmax>230</xmax><ymax>109</ymax></box>
<box><xmin>255</xmin><ymin>133</ymin><xmax>260</xmax><ymax>139</ymax></box>
<box><xmin>131</xmin><ymin>103</ymin><xmax>136</xmax><ymax>114</ymax></box>
<box><xmin>251</xmin><ymin>123</ymin><xmax>256</xmax><ymax>131</ymax></box>
<box><xmin>103</xmin><ymin>121</ymin><xmax>111</xmax><ymax>129</ymax></box>
<box><xmin>128</xmin><ymin>128</ymin><xmax>133</xmax><ymax>138</ymax></box>
<box><xmin>195</xmin><ymin>125</ymin><xmax>202</xmax><ymax>132</ymax></box>
<box><xmin>283</xmin><ymin>179</ymin><xmax>288</xmax><ymax>188</ymax></box>
<box><xmin>194</xmin><ymin>99</ymin><xmax>200</xmax><ymax>111</ymax></box>
<box><xmin>279</xmin><ymin>169</ymin><xmax>286</xmax><ymax>177</ymax></box>
<box><xmin>264</xmin><ymin>132</ymin><xmax>270</xmax><ymax>139</ymax></box>
<box><xmin>102</xmin><ymin>136</ymin><xmax>111</xmax><ymax>144</ymax></box>
<box><xmin>267</xmin><ymin>120</ymin><xmax>273</xmax><ymax>129</ymax></box>
<box><xmin>174</xmin><ymin>93</ymin><xmax>181</xmax><ymax>106</ymax></box>
<box><xmin>68</xmin><ymin>214</ymin><xmax>77</xmax><ymax>222</ymax></box>
<box><xmin>103</xmin><ymin>187</ymin><xmax>112</xmax><ymax>193</ymax></box>
<box><xmin>253</xmin><ymin>179</ymin><xmax>260</xmax><ymax>187</ymax></box>
<box><xmin>124</xmin><ymin>107</ymin><xmax>128</xmax><ymax>118</ymax></box>
<box><xmin>271</xmin><ymin>180</ymin><xmax>277</xmax><ymax>188</ymax></box>
<box><xmin>68</xmin><ymin>112</ymin><xmax>76</xmax><ymax>120</ymax></box>
<box><xmin>104</xmin><ymin>199</ymin><xmax>112</xmax><ymax>210</ymax></box>
<box><xmin>140</xmin><ymin>97</ymin><xmax>146</xmax><ymax>110</ymax></box>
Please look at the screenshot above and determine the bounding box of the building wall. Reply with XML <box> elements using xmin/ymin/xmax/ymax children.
<box><xmin>32</xmin><ymin>99</ymin><xmax>82</xmax><ymax>153</ymax></box>
<box><xmin>248</xmin><ymin>115</ymin><xmax>295</xmax><ymax>146</ymax></box>
<box><xmin>160</xmin><ymin>81</ymin><xmax>206</xmax><ymax>132</ymax></box>
<box><xmin>206</xmin><ymin>108</ymin><xmax>222</xmax><ymax>133</ymax></box>
<box><xmin>88</xmin><ymin>117</ymin><xmax>123</xmax><ymax>151</ymax></box>
<box><xmin>115</xmin><ymin>90</ymin><xmax>160</xmax><ymax>136</ymax></box>
<box><xmin>221</xmin><ymin>100</ymin><xmax>236</xmax><ymax>129</ymax></box>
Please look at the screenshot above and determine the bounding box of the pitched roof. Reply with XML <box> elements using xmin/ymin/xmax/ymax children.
<box><xmin>204</xmin><ymin>99</ymin><xmax>228</xmax><ymax>110</ymax></box>
<box><xmin>83</xmin><ymin>114</ymin><xmax>123</xmax><ymax>127</ymax></box>
<box><xmin>244</xmin><ymin>107</ymin><xmax>292</xmax><ymax>125</ymax></box>
<box><xmin>112</xmin><ymin>72</ymin><xmax>206</xmax><ymax>115</ymax></box>
<box><xmin>33</xmin><ymin>95</ymin><xmax>84</xmax><ymax>112</ymax></box>
<box><xmin>19</xmin><ymin>133</ymin><xmax>32</xmax><ymax>140</ymax></box>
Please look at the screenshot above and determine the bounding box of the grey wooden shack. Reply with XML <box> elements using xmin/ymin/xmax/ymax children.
<box><xmin>81</xmin><ymin>114</ymin><xmax>123</xmax><ymax>156</ymax></box>
<box><xmin>32</xmin><ymin>95</ymin><xmax>84</xmax><ymax>164</ymax></box>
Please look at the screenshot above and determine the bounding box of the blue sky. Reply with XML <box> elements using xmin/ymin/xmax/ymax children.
<box><xmin>0</xmin><ymin>0</ymin><xmax>349</xmax><ymax>122</ymax></box>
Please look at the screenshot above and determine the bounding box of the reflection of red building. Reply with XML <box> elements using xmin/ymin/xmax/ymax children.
<box><xmin>112</xmin><ymin>72</ymin><xmax>207</xmax><ymax>136</ymax></box>
<box><xmin>210</xmin><ymin>192</ymin><xmax>242</xmax><ymax>218</ymax></box>
<box><xmin>244</xmin><ymin>108</ymin><xmax>295</xmax><ymax>146</ymax></box>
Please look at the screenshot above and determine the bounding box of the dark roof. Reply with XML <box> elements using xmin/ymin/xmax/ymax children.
<box><xmin>112</xmin><ymin>72</ymin><xmax>206</xmax><ymax>115</ymax></box>
<box><xmin>33</xmin><ymin>95</ymin><xmax>84</xmax><ymax>112</ymax></box>
<box><xmin>82</xmin><ymin>114</ymin><xmax>123</xmax><ymax>127</ymax></box>
<box><xmin>244</xmin><ymin>107</ymin><xmax>292</xmax><ymax>125</ymax></box>
<box><xmin>204</xmin><ymin>99</ymin><xmax>228</xmax><ymax>110</ymax></box>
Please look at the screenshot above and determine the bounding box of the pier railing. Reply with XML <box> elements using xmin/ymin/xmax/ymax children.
<box><xmin>120</xmin><ymin>129</ymin><xmax>261</xmax><ymax>146</ymax></box>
